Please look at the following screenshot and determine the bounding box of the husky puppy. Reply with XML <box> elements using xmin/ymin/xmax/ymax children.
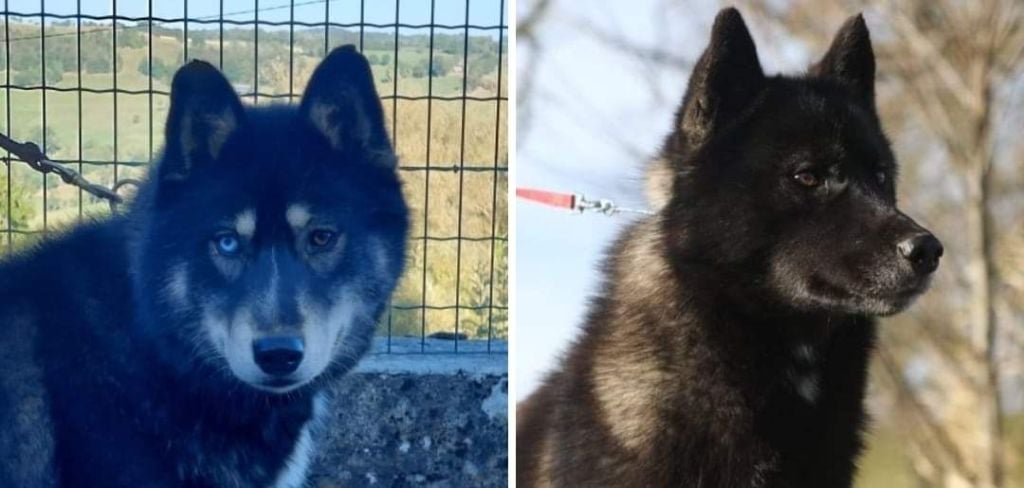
<box><xmin>0</xmin><ymin>46</ymin><xmax>409</xmax><ymax>487</ymax></box>
<box><xmin>517</xmin><ymin>9</ymin><xmax>942</xmax><ymax>487</ymax></box>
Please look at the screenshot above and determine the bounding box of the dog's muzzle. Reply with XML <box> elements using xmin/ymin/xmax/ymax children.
<box><xmin>252</xmin><ymin>336</ymin><xmax>305</xmax><ymax>376</ymax></box>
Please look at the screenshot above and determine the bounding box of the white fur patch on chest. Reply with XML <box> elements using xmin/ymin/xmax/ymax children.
<box><xmin>787</xmin><ymin>342</ymin><xmax>821</xmax><ymax>403</ymax></box>
<box><xmin>793</xmin><ymin>343</ymin><xmax>816</xmax><ymax>363</ymax></box>
<box><xmin>795</xmin><ymin>373</ymin><xmax>820</xmax><ymax>403</ymax></box>
<box><xmin>787</xmin><ymin>368</ymin><xmax>820</xmax><ymax>403</ymax></box>
<box><xmin>273</xmin><ymin>393</ymin><xmax>328</xmax><ymax>488</ymax></box>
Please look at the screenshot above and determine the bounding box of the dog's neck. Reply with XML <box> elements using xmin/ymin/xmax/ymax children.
<box><xmin>582</xmin><ymin>217</ymin><xmax>873</xmax><ymax>453</ymax></box>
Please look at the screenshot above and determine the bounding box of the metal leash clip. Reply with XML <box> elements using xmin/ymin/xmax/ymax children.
<box><xmin>572</xmin><ymin>193</ymin><xmax>654</xmax><ymax>216</ymax></box>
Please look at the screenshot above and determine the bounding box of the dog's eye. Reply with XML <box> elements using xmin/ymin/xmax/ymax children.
<box><xmin>876</xmin><ymin>171</ymin><xmax>887</xmax><ymax>184</ymax></box>
<box><xmin>214</xmin><ymin>232</ymin><xmax>241</xmax><ymax>256</ymax></box>
<box><xmin>792</xmin><ymin>171</ymin><xmax>821</xmax><ymax>188</ymax></box>
<box><xmin>308</xmin><ymin>229</ymin><xmax>336</xmax><ymax>250</ymax></box>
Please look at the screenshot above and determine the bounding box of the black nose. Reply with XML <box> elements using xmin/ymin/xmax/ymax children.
<box><xmin>898</xmin><ymin>234</ymin><xmax>943</xmax><ymax>274</ymax></box>
<box><xmin>252</xmin><ymin>336</ymin><xmax>304</xmax><ymax>376</ymax></box>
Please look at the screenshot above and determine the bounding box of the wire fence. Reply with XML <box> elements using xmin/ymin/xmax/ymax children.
<box><xmin>0</xmin><ymin>0</ymin><xmax>508</xmax><ymax>354</ymax></box>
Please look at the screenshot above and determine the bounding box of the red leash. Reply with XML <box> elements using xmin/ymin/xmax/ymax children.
<box><xmin>515</xmin><ymin>188</ymin><xmax>576</xmax><ymax>210</ymax></box>
<box><xmin>516</xmin><ymin>187</ymin><xmax>654</xmax><ymax>216</ymax></box>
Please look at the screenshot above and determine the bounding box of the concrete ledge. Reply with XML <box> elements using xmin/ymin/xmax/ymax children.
<box><xmin>368</xmin><ymin>336</ymin><xmax>509</xmax><ymax>355</ymax></box>
<box><xmin>310</xmin><ymin>338</ymin><xmax>508</xmax><ymax>487</ymax></box>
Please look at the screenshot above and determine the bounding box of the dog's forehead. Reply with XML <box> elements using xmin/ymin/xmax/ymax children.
<box><xmin>763</xmin><ymin>84</ymin><xmax>860</xmax><ymax>123</ymax></box>
<box><xmin>750</xmin><ymin>84</ymin><xmax>889</xmax><ymax>164</ymax></box>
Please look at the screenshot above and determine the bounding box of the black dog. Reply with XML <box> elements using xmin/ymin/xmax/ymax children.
<box><xmin>0</xmin><ymin>46</ymin><xmax>408</xmax><ymax>486</ymax></box>
<box><xmin>518</xmin><ymin>8</ymin><xmax>941</xmax><ymax>487</ymax></box>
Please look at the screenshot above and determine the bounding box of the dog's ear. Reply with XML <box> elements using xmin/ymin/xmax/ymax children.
<box><xmin>300</xmin><ymin>45</ymin><xmax>395</xmax><ymax>168</ymax></box>
<box><xmin>161</xmin><ymin>60</ymin><xmax>244</xmax><ymax>181</ymax></box>
<box><xmin>811</xmin><ymin>14</ymin><xmax>875</xmax><ymax>103</ymax></box>
<box><xmin>676</xmin><ymin>7</ymin><xmax>765</xmax><ymax>150</ymax></box>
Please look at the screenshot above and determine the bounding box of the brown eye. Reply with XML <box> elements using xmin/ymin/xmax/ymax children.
<box><xmin>793</xmin><ymin>171</ymin><xmax>821</xmax><ymax>188</ymax></box>
<box><xmin>308</xmin><ymin>229</ymin><xmax>336</xmax><ymax>249</ymax></box>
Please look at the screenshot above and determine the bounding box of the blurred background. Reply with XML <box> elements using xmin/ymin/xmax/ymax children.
<box><xmin>516</xmin><ymin>0</ymin><xmax>1024</xmax><ymax>486</ymax></box>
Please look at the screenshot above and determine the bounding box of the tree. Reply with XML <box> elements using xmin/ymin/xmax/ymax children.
<box><xmin>137</xmin><ymin>58</ymin><xmax>170</xmax><ymax>80</ymax></box>
<box><xmin>82</xmin><ymin>45</ymin><xmax>119</xmax><ymax>74</ymax></box>
<box><xmin>517</xmin><ymin>0</ymin><xmax>555</xmax><ymax>141</ymax></box>
<box><xmin>220</xmin><ymin>52</ymin><xmax>251</xmax><ymax>85</ymax></box>
<box><xmin>0</xmin><ymin>173</ymin><xmax>37</xmax><ymax>251</ymax></box>
<box><xmin>118</xmin><ymin>27</ymin><xmax>146</xmax><ymax>49</ymax></box>
<box><xmin>12</xmin><ymin>69</ymin><xmax>36</xmax><ymax>86</ymax></box>
<box><xmin>460</xmin><ymin>242</ymin><xmax>508</xmax><ymax>339</ymax></box>
<box><xmin>468</xmin><ymin>51</ymin><xmax>499</xmax><ymax>89</ymax></box>
<box><xmin>429</xmin><ymin>54</ymin><xmax>450</xmax><ymax>77</ymax></box>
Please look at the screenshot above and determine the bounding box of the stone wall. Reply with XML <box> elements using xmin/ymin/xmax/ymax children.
<box><xmin>309</xmin><ymin>338</ymin><xmax>508</xmax><ymax>488</ymax></box>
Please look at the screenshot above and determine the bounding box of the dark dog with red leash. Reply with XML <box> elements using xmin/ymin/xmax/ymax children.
<box><xmin>518</xmin><ymin>8</ymin><xmax>941</xmax><ymax>487</ymax></box>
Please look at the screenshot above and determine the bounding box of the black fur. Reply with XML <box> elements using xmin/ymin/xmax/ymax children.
<box><xmin>518</xmin><ymin>9</ymin><xmax>941</xmax><ymax>487</ymax></box>
<box><xmin>0</xmin><ymin>46</ymin><xmax>409</xmax><ymax>487</ymax></box>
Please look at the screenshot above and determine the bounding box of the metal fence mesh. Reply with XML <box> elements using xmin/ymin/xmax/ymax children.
<box><xmin>0</xmin><ymin>0</ymin><xmax>508</xmax><ymax>354</ymax></box>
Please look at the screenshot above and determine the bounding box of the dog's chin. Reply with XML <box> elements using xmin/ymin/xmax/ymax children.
<box><xmin>855</xmin><ymin>271</ymin><xmax>937</xmax><ymax>316</ymax></box>
<box><xmin>842</xmin><ymin>290</ymin><xmax>921</xmax><ymax>316</ymax></box>
<box><xmin>227</xmin><ymin>369</ymin><xmax>318</xmax><ymax>394</ymax></box>
<box><xmin>246</xmin><ymin>377</ymin><xmax>311</xmax><ymax>394</ymax></box>
<box><xmin>783</xmin><ymin>274</ymin><xmax>933</xmax><ymax>317</ymax></box>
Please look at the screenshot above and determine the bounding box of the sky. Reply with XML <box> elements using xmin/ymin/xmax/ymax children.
<box><xmin>515</xmin><ymin>0</ymin><xmax>817</xmax><ymax>397</ymax></box>
<box><xmin>516</xmin><ymin>0</ymin><xmax>715</xmax><ymax>396</ymax></box>
<box><xmin>2</xmin><ymin>0</ymin><xmax>505</xmax><ymax>34</ymax></box>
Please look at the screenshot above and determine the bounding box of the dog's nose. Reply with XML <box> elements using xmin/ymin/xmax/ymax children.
<box><xmin>897</xmin><ymin>234</ymin><xmax>943</xmax><ymax>274</ymax></box>
<box><xmin>252</xmin><ymin>336</ymin><xmax>304</xmax><ymax>376</ymax></box>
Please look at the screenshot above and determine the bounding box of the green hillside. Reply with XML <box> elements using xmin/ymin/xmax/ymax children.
<box><xmin>0</xmin><ymin>20</ymin><xmax>508</xmax><ymax>342</ymax></box>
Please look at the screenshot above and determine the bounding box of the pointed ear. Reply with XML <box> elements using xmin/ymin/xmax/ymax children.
<box><xmin>811</xmin><ymin>14</ymin><xmax>875</xmax><ymax>102</ymax></box>
<box><xmin>161</xmin><ymin>60</ymin><xmax>244</xmax><ymax>181</ymax></box>
<box><xmin>676</xmin><ymin>7</ymin><xmax>765</xmax><ymax>150</ymax></box>
<box><xmin>300</xmin><ymin>45</ymin><xmax>395</xmax><ymax>168</ymax></box>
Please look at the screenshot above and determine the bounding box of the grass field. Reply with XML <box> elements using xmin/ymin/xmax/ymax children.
<box><xmin>0</xmin><ymin>20</ymin><xmax>508</xmax><ymax>343</ymax></box>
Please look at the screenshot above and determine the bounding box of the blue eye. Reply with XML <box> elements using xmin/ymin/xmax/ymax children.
<box><xmin>214</xmin><ymin>233</ymin><xmax>241</xmax><ymax>256</ymax></box>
